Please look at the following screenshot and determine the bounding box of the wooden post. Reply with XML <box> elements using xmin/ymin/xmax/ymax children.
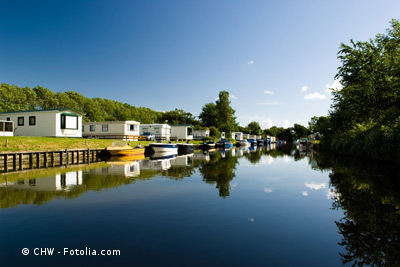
<box><xmin>60</xmin><ymin>151</ymin><xmax>63</xmax><ymax>166</ymax></box>
<box><xmin>19</xmin><ymin>153</ymin><xmax>23</xmax><ymax>170</ymax></box>
<box><xmin>43</xmin><ymin>152</ymin><xmax>47</xmax><ymax>168</ymax></box>
<box><xmin>87</xmin><ymin>148</ymin><xmax>90</xmax><ymax>164</ymax></box>
<box><xmin>12</xmin><ymin>154</ymin><xmax>16</xmax><ymax>171</ymax></box>
<box><xmin>66</xmin><ymin>150</ymin><xmax>69</xmax><ymax>166</ymax></box>
<box><xmin>51</xmin><ymin>152</ymin><xmax>55</xmax><ymax>167</ymax></box>
<box><xmin>29</xmin><ymin>153</ymin><xmax>33</xmax><ymax>169</ymax></box>
<box><xmin>77</xmin><ymin>151</ymin><xmax>79</xmax><ymax>164</ymax></box>
<box><xmin>36</xmin><ymin>153</ymin><xmax>40</xmax><ymax>168</ymax></box>
<box><xmin>71</xmin><ymin>151</ymin><xmax>75</xmax><ymax>164</ymax></box>
<box><xmin>4</xmin><ymin>154</ymin><xmax>8</xmax><ymax>172</ymax></box>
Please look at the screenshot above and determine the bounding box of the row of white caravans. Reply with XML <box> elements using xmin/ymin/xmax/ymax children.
<box><xmin>0</xmin><ymin>109</ymin><xmax>194</xmax><ymax>140</ymax></box>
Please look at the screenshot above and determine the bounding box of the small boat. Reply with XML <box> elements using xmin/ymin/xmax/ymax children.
<box><xmin>177</xmin><ymin>143</ymin><xmax>194</xmax><ymax>154</ymax></box>
<box><xmin>149</xmin><ymin>143</ymin><xmax>178</xmax><ymax>153</ymax></box>
<box><xmin>198</xmin><ymin>140</ymin><xmax>216</xmax><ymax>150</ymax></box>
<box><xmin>237</xmin><ymin>140</ymin><xmax>250</xmax><ymax>147</ymax></box>
<box><xmin>216</xmin><ymin>139</ymin><xmax>234</xmax><ymax>149</ymax></box>
<box><xmin>247</xmin><ymin>139</ymin><xmax>257</xmax><ymax>146</ymax></box>
<box><xmin>107</xmin><ymin>145</ymin><xmax>145</xmax><ymax>156</ymax></box>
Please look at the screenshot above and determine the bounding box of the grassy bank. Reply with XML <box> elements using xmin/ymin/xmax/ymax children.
<box><xmin>0</xmin><ymin>136</ymin><xmax>207</xmax><ymax>152</ymax></box>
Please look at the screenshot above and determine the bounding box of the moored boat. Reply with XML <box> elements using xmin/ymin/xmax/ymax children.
<box><xmin>198</xmin><ymin>140</ymin><xmax>216</xmax><ymax>150</ymax></box>
<box><xmin>237</xmin><ymin>140</ymin><xmax>250</xmax><ymax>147</ymax></box>
<box><xmin>149</xmin><ymin>143</ymin><xmax>178</xmax><ymax>153</ymax></box>
<box><xmin>106</xmin><ymin>146</ymin><xmax>145</xmax><ymax>156</ymax></box>
<box><xmin>216</xmin><ymin>139</ymin><xmax>234</xmax><ymax>149</ymax></box>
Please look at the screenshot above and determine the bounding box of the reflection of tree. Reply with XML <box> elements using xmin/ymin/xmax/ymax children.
<box><xmin>244</xmin><ymin>149</ymin><xmax>263</xmax><ymax>164</ymax></box>
<box><xmin>198</xmin><ymin>151</ymin><xmax>238</xmax><ymax>198</ymax></box>
<box><xmin>312</xmin><ymin>152</ymin><xmax>400</xmax><ymax>266</ymax></box>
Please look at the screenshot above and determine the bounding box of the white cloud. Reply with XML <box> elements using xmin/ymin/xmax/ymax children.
<box><xmin>257</xmin><ymin>101</ymin><xmax>280</xmax><ymax>106</ymax></box>
<box><xmin>305</xmin><ymin>182</ymin><xmax>327</xmax><ymax>190</ymax></box>
<box><xmin>248</xmin><ymin>217</ymin><xmax>255</xmax><ymax>222</ymax></box>
<box><xmin>301</xmin><ymin>86</ymin><xmax>309</xmax><ymax>92</ymax></box>
<box><xmin>282</xmin><ymin>120</ymin><xmax>291</xmax><ymax>128</ymax></box>
<box><xmin>230</xmin><ymin>94</ymin><xmax>238</xmax><ymax>99</ymax></box>
<box><xmin>302</xmin><ymin>191</ymin><xmax>309</xmax><ymax>196</ymax></box>
<box><xmin>304</xmin><ymin>92</ymin><xmax>327</xmax><ymax>100</ymax></box>
<box><xmin>264</xmin><ymin>187</ymin><xmax>273</xmax><ymax>193</ymax></box>
<box><xmin>263</xmin><ymin>90</ymin><xmax>274</xmax><ymax>95</ymax></box>
<box><xmin>247</xmin><ymin>60</ymin><xmax>254</xmax><ymax>65</ymax></box>
<box><xmin>238</xmin><ymin>115</ymin><xmax>291</xmax><ymax>129</ymax></box>
<box><xmin>325</xmin><ymin>79</ymin><xmax>343</xmax><ymax>93</ymax></box>
<box><xmin>326</xmin><ymin>188</ymin><xmax>340</xmax><ymax>200</ymax></box>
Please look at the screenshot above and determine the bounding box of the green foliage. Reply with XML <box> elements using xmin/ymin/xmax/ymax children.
<box><xmin>321</xmin><ymin>19</ymin><xmax>400</xmax><ymax>161</ymax></box>
<box><xmin>247</xmin><ymin>121</ymin><xmax>262</xmax><ymax>135</ymax></box>
<box><xmin>159</xmin><ymin>108</ymin><xmax>199</xmax><ymax>126</ymax></box>
<box><xmin>0</xmin><ymin>83</ymin><xmax>163</xmax><ymax>123</ymax></box>
<box><xmin>199</xmin><ymin>103</ymin><xmax>218</xmax><ymax>127</ymax></box>
<box><xmin>208</xmin><ymin>126</ymin><xmax>220</xmax><ymax>138</ymax></box>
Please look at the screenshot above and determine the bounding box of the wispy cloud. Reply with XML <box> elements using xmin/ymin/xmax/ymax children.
<box><xmin>230</xmin><ymin>94</ymin><xmax>238</xmax><ymax>99</ymax></box>
<box><xmin>301</xmin><ymin>85</ymin><xmax>309</xmax><ymax>92</ymax></box>
<box><xmin>302</xmin><ymin>191</ymin><xmax>309</xmax><ymax>196</ymax></box>
<box><xmin>257</xmin><ymin>101</ymin><xmax>280</xmax><ymax>106</ymax></box>
<box><xmin>305</xmin><ymin>182</ymin><xmax>327</xmax><ymax>190</ymax></box>
<box><xmin>263</xmin><ymin>90</ymin><xmax>274</xmax><ymax>95</ymax></box>
<box><xmin>238</xmin><ymin>115</ymin><xmax>292</xmax><ymax>129</ymax></box>
<box><xmin>304</xmin><ymin>92</ymin><xmax>326</xmax><ymax>100</ymax></box>
<box><xmin>325</xmin><ymin>79</ymin><xmax>343</xmax><ymax>93</ymax></box>
<box><xmin>264</xmin><ymin>187</ymin><xmax>273</xmax><ymax>193</ymax></box>
<box><xmin>247</xmin><ymin>60</ymin><xmax>254</xmax><ymax>65</ymax></box>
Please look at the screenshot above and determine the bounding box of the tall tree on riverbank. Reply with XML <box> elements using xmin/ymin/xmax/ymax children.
<box><xmin>215</xmin><ymin>91</ymin><xmax>237</xmax><ymax>135</ymax></box>
<box><xmin>327</xmin><ymin>19</ymin><xmax>400</xmax><ymax>160</ymax></box>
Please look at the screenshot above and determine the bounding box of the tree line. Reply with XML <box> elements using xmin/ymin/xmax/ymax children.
<box><xmin>0</xmin><ymin>84</ymin><xmax>310</xmax><ymax>139</ymax></box>
<box><xmin>308</xmin><ymin>19</ymin><xmax>400</xmax><ymax>161</ymax></box>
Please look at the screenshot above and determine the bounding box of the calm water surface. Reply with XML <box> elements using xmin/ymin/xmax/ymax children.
<box><xmin>0</xmin><ymin>145</ymin><xmax>398</xmax><ymax>266</ymax></box>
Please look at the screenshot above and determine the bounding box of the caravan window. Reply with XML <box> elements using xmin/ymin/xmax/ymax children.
<box><xmin>61</xmin><ymin>114</ymin><xmax>78</xmax><ymax>129</ymax></box>
<box><xmin>102</xmin><ymin>124</ymin><xmax>108</xmax><ymax>132</ymax></box>
<box><xmin>90</xmin><ymin>125</ymin><xmax>95</xmax><ymax>132</ymax></box>
<box><xmin>187</xmin><ymin>127</ymin><xmax>193</xmax><ymax>136</ymax></box>
<box><xmin>5</xmin><ymin>122</ymin><xmax>13</xmax><ymax>132</ymax></box>
<box><xmin>18</xmin><ymin>117</ymin><xmax>24</xmax><ymax>126</ymax></box>
<box><xmin>127</xmin><ymin>124</ymin><xmax>137</xmax><ymax>132</ymax></box>
<box><xmin>29</xmin><ymin>116</ymin><xmax>36</xmax><ymax>126</ymax></box>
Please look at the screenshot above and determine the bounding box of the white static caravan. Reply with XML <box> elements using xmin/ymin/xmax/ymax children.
<box><xmin>256</xmin><ymin>135</ymin><xmax>262</xmax><ymax>140</ymax></box>
<box><xmin>243</xmin><ymin>134</ymin><xmax>250</xmax><ymax>139</ymax></box>
<box><xmin>171</xmin><ymin>125</ymin><xmax>193</xmax><ymax>140</ymax></box>
<box><xmin>231</xmin><ymin>132</ymin><xmax>243</xmax><ymax>141</ymax></box>
<box><xmin>0</xmin><ymin>109</ymin><xmax>82</xmax><ymax>137</ymax></box>
<box><xmin>140</xmin><ymin>124</ymin><xmax>171</xmax><ymax>141</ymax></box>
<box><xmin>193</xmin><ymin>129</ymin><xmax>210</xmax><ymax>140</ymax></box>
<box><xmin>249</xmin><ymin>135</ymin><xmax>257</xmax><ymax>140</ymax></box>
<box><xmin>0</xmin><ymin>120</ymin><xmax>14</xmax><ymax>136</ymax></box>
<box><xmin>82</xmin><ymin>121</ymin><xmax>140</xmax><ymax>140</ymax></box>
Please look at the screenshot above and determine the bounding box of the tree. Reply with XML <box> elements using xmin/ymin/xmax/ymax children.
<box><xmin>160</xmin><ymin>109</ymin><xmax>198</xmax><ymax>125</ymax></box>
<box><xmin>293</xmin><ymin>124</ymin><xmax>309</xmax><ymax>139</ymax></box>
<box><xmin>208</xmin><ymin>126</ymin><xmax>220</xmax><ymax>138</ymax></box>
<box><xmin>199</xmin><ymin>103</ymin><xmax>218</xmax><ymax>127</ymax></box>
<box><xmin>247</xmin><ymin>121</ymin><xmax>262</xmax><ymax>135</ymax></box>
<box><xmin>215</xmin><ymin>91</ymin><xmax>237</xmax><ymax>135</ymax></box>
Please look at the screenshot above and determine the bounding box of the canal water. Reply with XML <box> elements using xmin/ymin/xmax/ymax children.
<box><xmin>0</xmin><ymin>145</ymin><xmax>398</xmax><ymax>266</ymax></box>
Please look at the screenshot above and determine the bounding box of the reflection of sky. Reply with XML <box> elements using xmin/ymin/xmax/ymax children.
<box><xmin>0</xmin><ymin>149</ymin><xmax>344</xmax><ymax>266</ymax></box>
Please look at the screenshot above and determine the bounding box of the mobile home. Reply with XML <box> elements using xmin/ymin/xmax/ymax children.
<box><xmin>0</xmin><ymin>109</ymin><xmax>82</xmax><ymax>137</ymax></box>
<box><xmin>83</xmin><ymin>121</ymin><xmax>140</xmax><ymax>140</ymax></box>
<box><xmin>243</xmin><ymin>134</ymin><xmax>250</xmax><ymax>139</ymax></box>
<box><xmin>140</xmin><ymin>124</ymin><xmax>171</xmax><ymax>141</ymax></box>
<box><xmin>171</xmin><ymin>125</ymin><xmax>193</xmax><ymax>140</ymax></box>
<box><xmin>231</xmin><ymin>132</ymin><xmax>243</xmax><ymax>140</ymax></box>
<box><xmin>0</xmin><ymin>120</ymin><xmax>14</xmax><ymax>136</ymax></box>
<box><xmin>193</xmin><ymin>129</ymin><xmax>210</xmax><ymax>140</ymax></box>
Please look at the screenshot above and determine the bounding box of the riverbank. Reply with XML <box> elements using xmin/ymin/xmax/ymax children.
<box><xmin>0</xmin><ymin>136</ymin><xmax>205</xmax><ymax>152</ymax></box>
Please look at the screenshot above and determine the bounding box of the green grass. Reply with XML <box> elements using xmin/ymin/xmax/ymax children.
<box><xmin>0</xmin><ymin>136</ymin><xmax>207</xmax><ymax>152</ymax></box>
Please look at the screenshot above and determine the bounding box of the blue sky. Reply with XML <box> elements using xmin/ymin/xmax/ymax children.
<box><xmin>0</xmin><ymin>0</ymin><xmax>399</xmax><ymax>128</ymax></box>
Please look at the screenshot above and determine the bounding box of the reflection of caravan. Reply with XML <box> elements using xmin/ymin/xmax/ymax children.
<box><xmin>85</xmin><ymin>162</ymin><xmax>140</xmax><ymax>177</ymax></box>
<box><xmin>193</xmin><ymin>151</ymin><xmax>210</xmax><ymax>162</ymax></box>
<box><xmin>0</xmin><ymin>171</ymin><xmax>83</xmax><ymax>191</ymax></box>
<box><xmin>140</xmin><ymin>158</ymin><xmax>173</xmax><ymax>171</ymax></box>
<box><xmin>171</xmin><ymin>154</ymin><xmax>193</xmax><ymax>167</ymax></box>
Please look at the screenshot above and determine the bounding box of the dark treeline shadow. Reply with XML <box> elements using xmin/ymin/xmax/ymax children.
<box><xmin>310</xmin><ymin>152</ymin><xmax>400</xmax><ymax>266</ymax></box>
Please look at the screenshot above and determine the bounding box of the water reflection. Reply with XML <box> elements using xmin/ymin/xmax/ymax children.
<box><xmin>1</xmin><ymin>144</ymin><xmax>399</xmax><ymax>265</ymax></box>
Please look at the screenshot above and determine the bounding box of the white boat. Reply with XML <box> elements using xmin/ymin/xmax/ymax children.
<box><xmin>238</xmin><ymin>140</ymin><xmax>250</xmax><ymax>147</ymax></box>
<box><xmin>149</xmin><ymin>143</ymin><xmax>178</xmax><ymax>153</ymax></box>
